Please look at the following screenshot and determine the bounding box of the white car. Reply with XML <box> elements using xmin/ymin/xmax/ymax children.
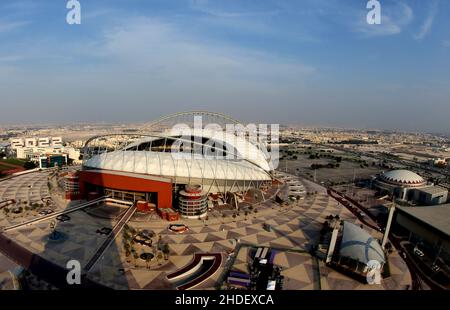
<box><xmin>39</xmin><ymin>209</ymin><xmax>54</xmax><ymax>216</ymax></box>
<box><xmin>414</xmin><ymin>247</ymin><xmax>424</xmax><ymax>257</ymax></box>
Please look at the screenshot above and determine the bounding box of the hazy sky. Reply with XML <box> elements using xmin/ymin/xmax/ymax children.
<box><xmin>0</xmin><ymin>0</ymin><xmax>449</xmax><ymax>133</ymax></box>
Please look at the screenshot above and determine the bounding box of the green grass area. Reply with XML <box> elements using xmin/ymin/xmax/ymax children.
<box><xmin>0</xmin><ymin>158</ymin><xmax>27</xmax><ymax>167</ymax></box>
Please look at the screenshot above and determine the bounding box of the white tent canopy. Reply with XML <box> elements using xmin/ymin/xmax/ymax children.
<box><xmin>339</xmin><ymin>221</ymin><xmax>385</xmax><ymax>265</ymax></box>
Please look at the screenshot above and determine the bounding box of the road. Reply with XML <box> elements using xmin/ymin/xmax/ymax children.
<box><xmin>83</xmin><ymin>204</ymin><xmax>137</xmax><ymax>273</ymax></box>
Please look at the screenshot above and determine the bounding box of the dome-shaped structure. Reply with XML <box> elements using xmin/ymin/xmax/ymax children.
<box><xmin>380</xmin><ymin>169</ymin><xmax>426</xmax><ymax>187</ymax></box>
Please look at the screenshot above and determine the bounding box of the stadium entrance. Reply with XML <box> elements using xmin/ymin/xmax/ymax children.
<box><xmin>103</xmin><ymin>188</ymin><xmax>155</xmax><ymax>204</ymax></box>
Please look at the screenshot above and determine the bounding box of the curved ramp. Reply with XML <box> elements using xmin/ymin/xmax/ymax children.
<box><xmin>167</xmin><ymin>253</ymin><xmax>222</xmax><ymax>290</ymax></box>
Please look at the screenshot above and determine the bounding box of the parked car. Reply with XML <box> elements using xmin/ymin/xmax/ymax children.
<box><xmin>39</xmin><ymin>209</ymin><xmax>54</xmax><ymax>216</ymax></box>
<box><xmin>96</xmin><ymin>227</ymin><xmax>112</xmax><ymax>235</ymax></box>
<box><xmin>431</xmin><ymin>264</ymin><xmax>440</xmax><ymax>272</ymax></box>
<box><xmin>414</xmin><ymin>247</ymin><xmax>425</xmax><ymax>257</ymax></box>
<box><xmin>56</xmin><ymin>214</ymin><xmax>70</xmax><ymax>222</ymax></box>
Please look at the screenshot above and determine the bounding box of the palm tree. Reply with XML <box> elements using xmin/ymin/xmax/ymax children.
<box><xmin>156</xmin><ymin>251</ymin><xmax>163</xmax><ymax>265</ymax></box>
<box><xmin>162</xmin><ymin>244</ymin><xmax>170</xmax><ymax>260</ymax></box>
<box><xmin>124</xmin><ymin>243</ymin><xmax>130</xmax><ymax>252</ymax></box>
<box><xmin>133</xmin><ymin>252</ymin><xmax>139</xmax><ymax>267</ymax></box>
<box><xmin>125</xmin><ymin>249</ymin><xmax>131</xmax><ymax>261</ymax></box>
<box><xmin>130</xmin><ymin>227</ymin><xmax>137</xmax><ymax>235</ymax></box>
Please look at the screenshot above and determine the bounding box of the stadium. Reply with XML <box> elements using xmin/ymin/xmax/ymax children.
<box><xmin>69</xmin><ymin>112</ymin><xmax>277</xmax><ymax>219</ymax></box>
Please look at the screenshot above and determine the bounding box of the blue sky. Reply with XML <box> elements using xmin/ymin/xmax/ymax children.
<box><xmin>0</xmin><ymin>0</ymin><xmax>449</xmax><ymax>133</ymax></box>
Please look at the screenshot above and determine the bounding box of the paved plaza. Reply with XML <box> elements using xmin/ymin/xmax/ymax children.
<box><xmin>0</xmin><ymin>171</ymin><xmax>411</xmax><ymax>290</ymax></box>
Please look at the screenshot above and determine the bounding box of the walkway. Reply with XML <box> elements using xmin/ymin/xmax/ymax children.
<box><xmin>83</xmin><ymin>204</ymin><xmax>137</xmax><ymax>273</ymax></box>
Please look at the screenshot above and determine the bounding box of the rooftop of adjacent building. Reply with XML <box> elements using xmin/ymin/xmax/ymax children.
<box><xmin>414</xmin><ymin>185</ymin><xmax>448</xmax><ymax>195</ymax></box>
<box><xmin>396</xmin><ymin>204</ymin><xmax>450</xmax><ymax>238</ymax></box>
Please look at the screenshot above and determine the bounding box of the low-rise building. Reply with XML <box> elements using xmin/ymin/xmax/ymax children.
<box><xmin>375</xmin><ymin>169</ymin><xmax>428</xmax><ymax>201</ymax></box>
<box><xmin>11</xmin><ymin>136</ymin><xmax>81</xmax><ymax>166</ymax></box>
<box><xmin>412</xmin><ymin>186</ymin><xmax>448</xmax><ymax>205</ymax></box>
<box><xmin>395</xmin><ymin>204</ymin><xmax>450</xmax><ymax>265</ymax></box>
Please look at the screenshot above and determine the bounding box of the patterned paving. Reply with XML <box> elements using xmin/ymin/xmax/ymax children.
<box><xmin>0</xmin><ymin>172</ymin><xmax>50</xmax><ymax>206</ymax></box>
<box><xmin>0</xmin><ymin>171</ymin><xmax>412</xmax><ymax>290</ymax></box>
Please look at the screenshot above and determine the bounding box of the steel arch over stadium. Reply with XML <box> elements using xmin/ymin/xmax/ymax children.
<box><xmin>144</xmin><ymin>111</ymin><xmax>243</xmax><ymax>132</ymax></box>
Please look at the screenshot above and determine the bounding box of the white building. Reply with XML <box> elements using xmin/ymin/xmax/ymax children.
<box><xmin>15</xmin><ymin>146</ymin><xmax>80</xmax><ymax>164</ymax></box>
<box><xmin>10</xmin><ymin>137</ymin><xmax>63</xmax><ymax>150</ymax></box>
<box><xmin>51</xmin><ymin>137</ymin><xmax>63</xmax><ymax>147</ymax></box>
<box><xmin>10</xmin><ymin>138</ymin><xmax>24</xmax><ymax>148</ymax></box>
<box><xmin>10</xmin><ymin>136</ymin><xmax>81</xmax><ymax>165</ymax></box>
<box><xmin>37</xmin><ymin>137</ymin><xmax>50</xmax><ymax>147</ymax></box>
<box><xmin>64</xmin><ymin>147</ymin><xmax>82</xmax><ymax>164</ymax></box>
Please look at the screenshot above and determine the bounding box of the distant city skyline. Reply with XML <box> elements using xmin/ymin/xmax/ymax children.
<box><xmin>1</xmin><ymin>0</ymin><xmax>449</xmax><ymax>133</ymax></box>
<box><xmin>1</xmin><ymin>120</ymin><xmax>448</xmax><ymax>138</ymax></box>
